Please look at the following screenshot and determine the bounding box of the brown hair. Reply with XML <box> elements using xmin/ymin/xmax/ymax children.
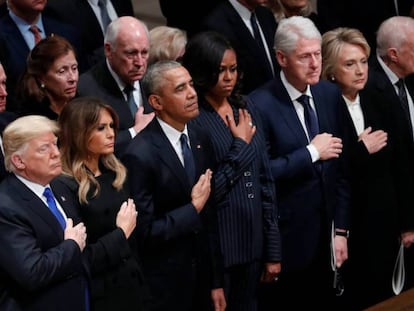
<box><xmin>58</xmin><ymin>96</ymin><xmax>126</xmax><ymax>204</ymax></box>
<box><xmin>17</xmin><ymin>35</ymin><xmax>76</xmax><ymax>103</ymax></box>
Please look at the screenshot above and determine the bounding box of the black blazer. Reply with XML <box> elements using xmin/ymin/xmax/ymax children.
<box><xmin>46</xmin><ymin>0</ymin><xmax>134</xmax><ymax>71</ymax></box>
<box><xmin>338</xmin><ymin>88</ymin><xmax>414</xmax><ymax>309</ymax></box>
<box><xmin>0</xmin><ymin>174</ymin><xmax>89</xmax><ymax>311</ymax></box>
<box><xmin>121</xmin><ymin>118</ymin><xmax>222</xmax><ymax>310</ymax></box>
<box><xmin>317</xmin><ymin>0</ymin><xmax>414</xmax><ymax>48</ymax></box>
<box><xmin>202</xmin><ymin>1</ymin><xmax>278</xmax><ymax>94</ymax></box>
<box><xmin>77</xmin><ymin>61</ymin><xmax>152</xmax><ymax>157</ymax></box>
<box><xmin>366</xmin><ymin>56</ymin><xmax>414</xmax><ymax>229</ymax></box>
<box><xmin>0</xmin><ymin>13</ymin><xmax>81</xmax><ymax>113</ymax></box>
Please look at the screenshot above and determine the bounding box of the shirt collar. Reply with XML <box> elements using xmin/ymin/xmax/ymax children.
<box><xmin>376</xmin><ymin>53</ymin><xmax>400</xmax><ymax>85</ymax></box>
<box><xmin>157</xmin><ymin>117</ymin><xmax>189</xmax><ymax>145</ymax></box>
<box><xmin>106</xmin><ymin>59</ymin><xmax>138</xmax><ymax>92</ymax></box>
<box><xmin>15</xmin><ymin>174</ymin><xmax>50</xmax><ymax>200</ymax></box>
<box><xmin>342</xmin><ymin>93</ymin><xmax>360</xmax><ymax>108</ymax></box>
<box><xmin>9</xmin><ymin>10</ymin><xmax>44</xmax><ymax>35</ymax></box>
<box><xmin>229</xmin><ymin>0</ymin><xmax>251</xmax><ymax>21</ymax></box>
<box><xmin>280</xmin><ymin>71</ymin><xmax>312</xmax><ymax>101</ymax></box>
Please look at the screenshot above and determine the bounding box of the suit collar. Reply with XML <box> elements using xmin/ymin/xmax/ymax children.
<box><xmin>6</xmin><ymin>175</ymin><xmax>66</xmax><ymax>234</ymax></box>
<box><xmin>147</xmin><ymin>119</ymin><xmax>199</xmax><ymax>190</ymax></box>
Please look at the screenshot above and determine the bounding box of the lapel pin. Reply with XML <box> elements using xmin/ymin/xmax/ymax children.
<box><xmin>196</xmin><ymin>145</ymin><xmax>201</xmax><ymax>149</ymax></box>
<box><xmin>60</xmin><ymin>196</ymin><xmax>66</xmax><ymax>202</ymax></box>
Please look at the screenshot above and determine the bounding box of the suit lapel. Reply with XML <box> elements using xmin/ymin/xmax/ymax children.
<box><xmin>310</xmin><ymin>85</ymin><xmax>330</xmax><ymax>133</ymax></box>
<box><xmin>188</xmin><ymin>126</ymin><xmax>205</xmax><ymax>180</ymax></box>
<box><xmin>9</xmin><ymin>175</ymin><xmax>64</xmax><ymax>236</ymax></box>
<box><xmin>150</xmin><ymin>121</ymin><xmax>192</xmax><ymax>191</ymax></box>
<box><xmin>274</xmin><ymin>78</ymin><xmax>309</xmax><ymax>144</ymax></box>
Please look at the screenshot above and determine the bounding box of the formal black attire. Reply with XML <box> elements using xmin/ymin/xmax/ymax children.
<box><xmin>248</xmin><ymin>74</ymin><xmax>351</xmax><ymax>310</ymax></box>
<box><xmin>336</xmin><ymin>89</ymin><xmax>414</xmax><ymax>310</ymax></box>
<box><xmin>317</xmin><ymin>0</ymin><xmax>414</xmax><ymax>49</ymax></box>
<box><xmin>121</xmin><ymin>118</ymin><xmax>222</xmax><ymax>311</ymax></box>
<box><xmin>201</xmin><ymin>1</ymin><xmax>278</xmax><ymax>94</ymax></box>
<box><xmin>159</xmin><ymin>0</ymin><xmax>224</xmax><ymax>38</ymax></box>
<box><xmin>366</xmin><ymin>56</ymin><xmax>414</xmax><ymax>291</ymax></box>
<box><xmin>0</xmin><ymin>174</ymin><xmax>89</xmax><ymax>311</ymax></box>
<box><xmin>46</xmin><ymin>0</ymin><xmax>134</xmax><ymax>71</ymax></box>
<box><xmin>191</xmin><ymin>97</ymin><xmax>280</xmax><ymax>311</ymax></box>
<box><xmin>56</xmin><ymin>168</ymin><xmax>148</xmax><ymax>311</ymax></box>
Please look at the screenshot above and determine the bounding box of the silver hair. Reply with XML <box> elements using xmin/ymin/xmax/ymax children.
<box><xmin>376</xmin><ymin>16</ymin><xmax>414</xmax><ymax>57</ymax></box>
<box><xmin>274</xmin><ymin>16</ymin><xmax>321</xmax><ymax>54</ymax></box>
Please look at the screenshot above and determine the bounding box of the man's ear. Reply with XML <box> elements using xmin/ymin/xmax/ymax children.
<box><xmin>148</xmin><ymin>94</ymin><xmax>162</xmax><ymax>110</ymax></box>
<box><xmin>11</xmin><ymin>154</ymin><xmax>25</xmax><ymax>170</ymax></box>
<box><xmin>388</xmin><ymin>47</ymin><xmax>399</xmax><ymax>63</ymax></box>
<box><xmin>276</xmin><ymin>50</ymin><xmax>287</xmax><ymax>68</ymax></box>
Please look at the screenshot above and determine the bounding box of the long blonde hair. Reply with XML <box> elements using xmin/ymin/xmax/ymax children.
<box><xmin>58</xmin><ymin>96</ymin><xmax>126</xmax><ymax>204</ymax></box>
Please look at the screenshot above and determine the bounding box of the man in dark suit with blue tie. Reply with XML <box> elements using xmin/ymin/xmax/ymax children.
<box><xmin>0</xmin><ymin>115</ymin><xmax>89</xmax><ymax>310</ymax></box>
<box><xmin>202</xmin><ymin>0</ymin><xmax>278</xmax><ymax>94</ymax></box>
<box><xmin>122</xmin><ymin>60</ymin><xmax>226</xmax><ymax>311</ymax></box>
<box><xmin>0</xmin><ymin>0</ymin><xmax>81</xmax><ymax>113</ymax></box>
<box><xmin>77</xmin><ymin>16</ymin><xmax>154</xmax><ymax>157</ymax></box>
<box><xmin>248</xmin><ymin>16</ymin><xmax>350</xmax><ymax>310</ymax></box>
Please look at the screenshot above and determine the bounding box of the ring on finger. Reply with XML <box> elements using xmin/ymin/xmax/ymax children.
<box><xmin>248</xmin><ymin>121</ymin><xmax>253</xmax><ymax>127</ymax></box>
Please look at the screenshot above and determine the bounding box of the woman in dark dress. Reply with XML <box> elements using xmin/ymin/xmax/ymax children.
<box><xmin>182</xmin><ymin>31</ymin><xmax>281</xmax><ymax>311</ymax></box>
<box><xmin>57</xmin><ymin>96</ymin><xmax>147</xmax><ymax>310</ymax></box>
<box><xmin>16</xmin><ymin>35</ymin><xmax>78</xmax><ymax>119</ymax></box>
<box><xmin>322</xmin><ymin>27</ymin><xmax>414</xmax><ymax>310</ymax></box>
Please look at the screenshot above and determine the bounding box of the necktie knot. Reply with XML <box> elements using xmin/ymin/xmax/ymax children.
<box><xmin>29</xmin><ymin>25</ymin><xmax>41</xmax><ymax>45</ymax></box>
<box><xmin>43</xmin><ymin>187</ymin><xmax>66</xmax><ymax>229</ymax></box>
<box><xmin>297</xmin><ymin>94</ymin><xmax>310</xmax><ymax>107</ymax></box>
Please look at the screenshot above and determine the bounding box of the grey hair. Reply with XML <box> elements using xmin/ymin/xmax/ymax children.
<box><xmin>376</xmin><ymin>16</ymin><xmax>414</xmax><ymax>57</ymax></box>
<box><xmin>274</xmin><ymin>16</ymin><xmax>321</xmax><ymax>54</ymax></box>
<box><xmin>3</xmin><ymin>116</ymin><xmax>59</xmax><ymax>172</ymax></box>
<box><xmin>141</xmin><ymin>60</ymin><xmax>182</xmax><ymax>96</ymax></box>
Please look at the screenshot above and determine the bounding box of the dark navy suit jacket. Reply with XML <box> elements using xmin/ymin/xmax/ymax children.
<box><xmin>0</xmin><ymin>13</ymin><xmax>81</xmax><ymax>113</ymax></box>
<box><xmin>366</xmin><ymin>56</ymin><xmax>414</xmax><ymax>230</ymax></box>
<box><xmin>77</xmin><ymin>61</ymin><xmax>152</xmax><ymax>157</ymax></box>
<box><xmin>202</xmin><ymin>1</ymin><xmax>278</xmax><ymax>94</ymax></box>
<box><xmin>121</xmin><ymin>118</ymin><xmax>222</xmax><ymax>310</ymax></box>
<box><xmin>46</xmin><ymin>0</ymin><xmax>134</xmax><ymax>71</ymax></box>
<box><xmin>0</xmin><ymin>174</ymin><xmax>89</xmax><ymax>311</ymax></box>
<box><xmin>248</xmin><ymin>75</ymin><xmax>350</xmax><ymax>272</ymax></box>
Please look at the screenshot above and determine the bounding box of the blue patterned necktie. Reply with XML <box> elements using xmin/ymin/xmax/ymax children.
<box><xmin>43</xmin><ymin>187</ymin><xmax>66</xmax><ymax>229</ymax></box>
<box><xmin>180</xmin><ymin>133</ymin><xmax>195</xmax><ymax>183</ymax></box>
<box><xmin>297</xmin><ymin>94</ymin><xmax>319</xmax><ymax>140</ymax></box>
